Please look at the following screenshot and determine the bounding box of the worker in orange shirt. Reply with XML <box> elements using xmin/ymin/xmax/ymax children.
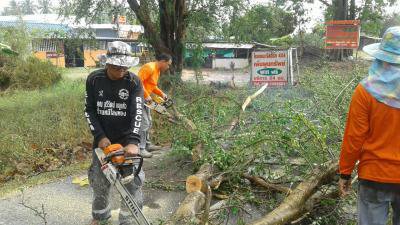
<box><xmin>137</xmin><ymin>53</ymin><xmax>172</xmax><ymax>158</ymax></box>
<box><xmin>339</xmin><ymin>26</ymin><xmax>400</xmax><ymax>225</ymax></box>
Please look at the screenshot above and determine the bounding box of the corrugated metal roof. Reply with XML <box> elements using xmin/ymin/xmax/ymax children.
<box><xmin>0</xmin><ymin>14</ymin><xmax>144</xmax><ymax>33</ymax></box>
<box><xmin>0</xmin><ymin>14</ymin><xmax>143</xmax><ymax>40</ymax></box>
<box><xmin>0</xmin><ymin>14</ymin><xmax>82</xmax><ymax>26</ymax></box>
<box><xmin>88</xmin><ymin>24</ymin><xmax>143</xmax><ymax>33</ymax></box>
<box><xmin>0</xmin><ymin>21</ymin><xmax>69</xmax><ymax>32</ymax></box>
<box><xmin>202</xmin><ymin>43</ymin><xmax>254</xmax><ymax>49</ymax></box>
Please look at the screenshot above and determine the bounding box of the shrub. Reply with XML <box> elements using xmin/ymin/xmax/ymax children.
<box><xmin>0</xmin><ymin>56</ymin><xmax>62</xmax><ymax>90</ymax></box>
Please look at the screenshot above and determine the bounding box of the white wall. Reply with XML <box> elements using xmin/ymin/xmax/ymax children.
<box><xmin>212</xmin><ymin>58</ymin><xmax>249</xmax><ymax>69</ymax></box>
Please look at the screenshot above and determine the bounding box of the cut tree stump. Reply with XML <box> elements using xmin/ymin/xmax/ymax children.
<box><xmin>166</xmin><ymin>163</ymin><xmax>214</xmax><ymax>225</ymax></box>
<box><xmin>164</xmin><ymin>191</ymin><xmax>206</xmax><ymax>225</ymax></box>
<box><xmin>186</xmin><ymin>163</ymin><xmax>213</xmax><ymax>194</ymax></box>
<box><xmin>249</xmin><ymin>161</ymin><xmax>338</xmax><ymax>225</ymax></box>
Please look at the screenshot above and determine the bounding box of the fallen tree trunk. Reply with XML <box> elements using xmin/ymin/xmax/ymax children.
<box><xmin>186</xmin><ymin>163</ymin><xmax>213</xmax><ymax>193</ymax></box>
<box><xmin>249</xmin><ymin>161</ymin><xmax>338</xmax><ymax>225</ymax></box>
<box><xmin>243</xmin><ymin>174</ymin><xmax>292</xmax><ymax>195</ymax></box>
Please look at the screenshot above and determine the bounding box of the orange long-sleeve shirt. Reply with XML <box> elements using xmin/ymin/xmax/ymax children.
<box><xmin>339</xmin><ymin>84</ymin><xmax>400</xmax><ymax>184</ymax></box>
<box><xmin>138</xmin><ymin>62</ymin><xmax>164</xmax><ymax>99</ymax></box>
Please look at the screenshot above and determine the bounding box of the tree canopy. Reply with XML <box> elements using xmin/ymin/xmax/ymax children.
<box><xmin>223</xmin><ymin>4</ymin><xmax>297</xmax><ymax>43</ymax></box>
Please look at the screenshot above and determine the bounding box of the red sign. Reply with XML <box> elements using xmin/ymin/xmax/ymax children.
<box><xmin>46</xmin><ymin>52</ymin><xmax>63</xmax><ymax>58</ymax></box>
<box><xmin>112</xmin><ymin>16</ymin><xmax>127</xmax><ymax>24</ymax></box>
<box><xmin>325</xmin><ymin>20</ymin><xmax>360</xmax><ymax>49</ymax></box>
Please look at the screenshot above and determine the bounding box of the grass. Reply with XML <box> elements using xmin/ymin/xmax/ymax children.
<box><xmin>0</xmin><ymin>79</ymin><xmax>91</xmax><ymax>181</ymax></box>
<box><xmin>61</xmin><ymin>66</ymin><xmax>142</xmax><ymax>80</ymax></box>
<box><xmin>0</xmin><ymin>65</ymin><xmax>160</xmax><ymax>184</ymax></box>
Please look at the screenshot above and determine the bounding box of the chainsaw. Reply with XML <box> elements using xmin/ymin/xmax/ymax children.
<box><xmin>95</xmin><ymin>144</ymin><xmax>151</xmax><ymax>225</ymax></box>
<box><xmin>145</xmin><ymin>96</ymin><xmax>174</xmax><ymax>116</ymax></box>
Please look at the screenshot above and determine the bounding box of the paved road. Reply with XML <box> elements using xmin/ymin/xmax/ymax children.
<box><xmin>0</xmin><ymin>148</ymin><xmax>265</xmax><ymax>225</ymax></box>
<box><xmin>0</xmin><ymin>150</ymin><xmax>187</xmax><ymax>225</ymax></box>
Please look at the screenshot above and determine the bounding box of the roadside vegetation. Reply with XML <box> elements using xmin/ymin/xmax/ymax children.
<box><xmin>0</xmin><ymin>58</ymin><xmax>369</xmax><ymax>225</ymax></box>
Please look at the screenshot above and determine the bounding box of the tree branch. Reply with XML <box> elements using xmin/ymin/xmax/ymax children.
<box><xmin>318</xmin><ymin>0</ymin><xmax>331</xmax><ymax>7</ymax></box>
<box><xmin>126</xmin><ymin>0</ymin><xmax>172</xmax><ymax>54</ymax></box>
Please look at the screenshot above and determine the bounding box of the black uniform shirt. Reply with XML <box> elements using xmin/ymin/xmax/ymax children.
<box><xmin>84</xmin><ymin>69</ymin><xmax>144</xmax><ymax>146</ymax></box>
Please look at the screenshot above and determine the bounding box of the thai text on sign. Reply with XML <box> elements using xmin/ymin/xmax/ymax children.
<box><xmin>251</xmin><ymin>50</ymin><xmax>288</xmax><ymax>86</ymax></box>
<box><xmin>325</xmin><ymin>20</ymin><xmax>360</xmax><ymax>49</ymax></box>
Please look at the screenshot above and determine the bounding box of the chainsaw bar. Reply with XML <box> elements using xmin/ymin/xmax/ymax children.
<box><xmin>94</xmin><ymin>148</ymin><xmax>151</xmax><ymax>225</ymax></box>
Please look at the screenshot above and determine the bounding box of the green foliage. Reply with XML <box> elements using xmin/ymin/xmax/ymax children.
<box><xmin>270</xmin><ymin>35</ymin><xmax>294</xmax><ymax>48</ymax></box>
<box><xmin>381</xmin><ymin>13</ymin><xmax>400</xmax><ymax>35</ymax></box>
<box><xmin>295</xmin><ymin>23</ymin><xmax>326</xmax><ymax>48</ymax></box>
<box><xmin>157</xmin><ymin>61</ymin><xmax>368</xmax><ymax>223</ymax></box>
<box><xmin>224</xmin><ymin>4</ymin><xmax>297</xmax><ymax>43</ymax></box>
<box><xmin>0</xmin><ymin>56</ymin><xmax>62</xmax><ymax>90</ymax></box>
<box><xmin>0</xmin><ymin>22</ymin><xmax>32</xmax><ymax>59</ymax></box>
<box><xmin>1</xmin><ymin>0</ymin><xmax>21</xmax><ymax>16</ymax></box>
<box><xmin>20</xmin><ymin>0</ymin><xmax>37</xmax><ymax>14</ymax></box>
<box><xmin>37</xmin><ymin>0</ymin><xmax>53</xmax><ymax>14</ymax></box>
<box><xmin>1</xmin><ymin>0</ymin><xmax>39</xmax><ymax>15</ymax></box>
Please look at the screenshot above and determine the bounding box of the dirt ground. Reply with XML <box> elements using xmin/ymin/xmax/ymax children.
<box><xmin>181</xmin><ymin>68</ymin><xmax>251</xmax><ymax>86</ymax></box>
<box><xmin>63</xmin><ymin>67</ymin><xmax>251</xmax><ymax>86</ymax></box>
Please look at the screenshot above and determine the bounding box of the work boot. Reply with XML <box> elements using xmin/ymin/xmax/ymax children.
<box><xmin>147</xmin><ymin>144</ymin><xmax>162</xmax><ymax>152</ymax></box>
<box><xmin>140</xmin><ymin>149</ymin><xmax>153</xmax><ymax>158</ymax></box>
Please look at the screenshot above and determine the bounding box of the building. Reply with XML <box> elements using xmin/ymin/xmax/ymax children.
<box><xmin>185</xmin><ymin>43</ymin><xmax>275</xmax><ymax>69</ymax></box>
<box><xmin>0</xmin><ymin>14</ymin><xmax>145</xmax><ymax>68</ymax></box>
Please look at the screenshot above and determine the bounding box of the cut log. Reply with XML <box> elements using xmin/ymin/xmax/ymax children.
<box><xmin>164</xmin><ymin>191</ymin><xmax>206</xmax><ymax>225</ymax></box>
<box><xmin>249</xmin><ymin>161</ymin><xmax>338</xmax><ymax>225</ymax></box>
<box><xmin>186</xmin><ymin>163</ymin><xmax>213</xmax><ymax>194</ymax></box>
<box><xmin>243</xmin><ymin>174</ymin><xmax>292</xmax><ymax>195</ymax></box>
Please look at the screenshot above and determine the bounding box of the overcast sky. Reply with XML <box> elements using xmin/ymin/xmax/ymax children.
<box><xmin>0</xmin><ymin>0</ymin><xmax>398</xmax><ymax>30</ymax></box>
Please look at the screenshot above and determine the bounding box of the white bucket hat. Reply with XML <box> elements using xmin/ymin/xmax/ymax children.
<box><xmin>105</xmin><ymin>41</ymin><xmax>139</xmax><ymax>67</ymax></box>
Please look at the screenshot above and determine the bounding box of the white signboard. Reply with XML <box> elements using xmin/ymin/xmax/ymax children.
<box><xmin>251</xmin><ymin>50</ymin><xmax>289</xmax><ymax>86</ymax></box>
